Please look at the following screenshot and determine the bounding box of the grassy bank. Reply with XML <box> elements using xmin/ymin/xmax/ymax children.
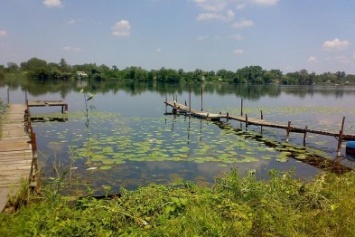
<box><xmin>1</xmin><ymin>169</ymin><xmax>355</xmax><ymax>236</ymax></box>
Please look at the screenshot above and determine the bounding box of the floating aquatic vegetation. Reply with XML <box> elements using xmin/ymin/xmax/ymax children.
<box><xmin>35</xmin><ymin>110</ymin><xmax>346</xmax><ymax>172</ymax></box>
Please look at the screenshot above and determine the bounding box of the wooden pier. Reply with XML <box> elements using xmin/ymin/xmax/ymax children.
<box><xmin>27</xmin><ymin>100</ymin><xmax>68</xmax><ymax>113</ymax></box>
<box><xmin>0</xmin><ymin>104</ymin><xmax>37</xmax><ymax>212</ymax></box>
<box><xmin>165</xmin><ymin>100</ymin><xmax>355</xmax><ymax>157</ymax></box>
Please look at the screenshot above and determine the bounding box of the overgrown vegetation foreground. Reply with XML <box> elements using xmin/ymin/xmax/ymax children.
<box><xmin>1</xmin><ymin>169</ymin><xmax>355</xmax><ymax>236</ymax></box>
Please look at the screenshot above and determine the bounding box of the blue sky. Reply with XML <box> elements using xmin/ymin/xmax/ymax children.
<box><xmin>1</xmin><ymin>0</ymin><xmax>355</xmax><ymax>74</ymax></box>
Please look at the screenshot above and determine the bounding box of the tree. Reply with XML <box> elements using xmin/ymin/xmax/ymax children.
<box><xmin>0</xmin><ymin>65</ymin><xmax>4</xmax><ymax>79</ymax></box>
<box><xmin>6</xmin><ymin>62</ymin><xmax>19</xmax><ymax>73</ymax></box>
<box><xmin>217</xmin><ymin>69</ymin><xmax>235</xmax><ymax>83</ymax></box>
<box><xmin>235</xmin><ymin>66</ymin><xmax>264</xmax><ymax>84</ymax></box>
<box><xmin>22</xmin><ymin>57</ymin><xmax>47</xmax><ymax>71</ymax></box>
<box><xmin>59</xmin><ymin>58</ymin><xmax>71</xmax><ymax>73</ymax></box>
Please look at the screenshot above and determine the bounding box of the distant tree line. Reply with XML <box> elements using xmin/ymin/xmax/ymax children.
<box><xmin>1</xmin><ymin>57</ymin><xmax>355</xmax><ymax>85</ymax></box>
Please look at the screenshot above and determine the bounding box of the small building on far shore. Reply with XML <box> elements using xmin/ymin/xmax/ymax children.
<box><xmin>76</xmin><ymin>71</ymin><xmax>88</xmax><ymax>78</ymax></box>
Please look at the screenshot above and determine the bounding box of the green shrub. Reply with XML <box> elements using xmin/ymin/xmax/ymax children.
<box><xmin>1</xmin><ymin>169</ymin><xmax>355</xmax><ymax>236</ymax></box>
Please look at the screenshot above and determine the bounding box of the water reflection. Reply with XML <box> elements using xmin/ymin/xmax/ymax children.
<box><xmin>2</xmin><ymin>81</ymin><xmax>355</xmax><ymax>195</ymax></box>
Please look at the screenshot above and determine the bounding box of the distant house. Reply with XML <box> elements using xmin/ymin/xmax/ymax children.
<box><xmin>76</xmin><ymin>71</ymin><xmax>88</xmax><ymax>78</ymax></box>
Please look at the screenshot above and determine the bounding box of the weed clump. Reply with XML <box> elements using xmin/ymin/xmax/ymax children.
<box><xmin>1</xmin><ymin>169</ymin><xmax>355</xmax><ymax>236</ymax></box>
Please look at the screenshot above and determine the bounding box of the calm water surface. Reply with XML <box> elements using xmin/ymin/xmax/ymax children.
<box><xmin>1</xmin><ymin>83</ymin><xmax>355</xmax><ymax>195</ymax></box>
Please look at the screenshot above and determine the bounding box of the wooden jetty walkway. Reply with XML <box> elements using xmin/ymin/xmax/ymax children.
<box><xmin>165</xmin><ymin>100</ymin><xmax>355</xmax><ymax>157</ymax></box>
<box><xmin>27</xmin><ymin>100</ymin><xmax>68</xmax><ymax>113</ymax></box>
<box><xmin>0</xmin><ymin>104</ymin><xmax>37</xmax><ymax>212</ymax></box>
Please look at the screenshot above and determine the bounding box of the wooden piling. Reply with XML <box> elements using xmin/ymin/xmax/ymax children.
<box><xmin>240</xmin><ymin>98</ymin><xmax>244</xmax><ymax>116</ymax></box>
<box><xmin>286</xmin><ymin>121</ymin><xmax>291</xmax><ymax>142</ymax></box>
<box><xmin>260</xmin><ymin>110</ymin><xmax>263</xmax><ymax>120</ymax></box>
<box><xmin>336</xmin><ymin>117</ymin><xmax>346</xmax><ymax>157</ymax></box>
<box><xmin>201</xmin><ymin>86</ymin><xmax>203</xmax><ymax>111</ymax></box>
<box><xmin>189</xmin><ymin>85</ymin><xmax>192</xmax><ymax>113</ymax></box>
<box><xmin>245</xmin><ymin>114</ymin><xmax>248</xmax><ymax>127</ymax></box>
<box><xmin>165</xmin><ymin>94</ymin><xmax>168</xmax><ymax>113</ymax></box>
<box><xmin>303</xmin><ymin>126</ymin><xmax>308</xmax><ymax>146</ymax></box>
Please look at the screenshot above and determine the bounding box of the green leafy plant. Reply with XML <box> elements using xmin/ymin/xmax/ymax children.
<box><xmin>1</xmin><ymin>169</ymin><xmax>355</xmax><ymax>236</ymax></box>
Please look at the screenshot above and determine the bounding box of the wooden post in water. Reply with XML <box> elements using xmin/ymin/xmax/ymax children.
<box><xmin>286</xmin><ymin>121</ymin><xmax>291</xmax><ymax>142</ymax></box>
<box><xmin>336</xmin><ymin>117</ymin><xmax>346</xmax><ymax>157</ymax></box>
<box><xmin>200</xmin><ymin>86</ymin><xmax>203</xmax><ymax>111</ymax></box>
<box><xmin>240</xmin><ymin>98</ymin><xmax>244</xmax><ymax>116</ymax></box>
<box><xmin>260</xmin><ymin>110</ymin><xmax>264</xmax><ymax>134</ymax></box>
<box><xmin>303</xmin><ymin>126</ymin><xmax>308</xmax><ymax>146</ymax></box>
<box><xmin>7</xmin><ymin>87</ymin><xmax>9</xmax><ymax>104</ymax></box>
<box><xmin>245</xmin><ymin>114</ymin><xmax>248</xmax><ymax>127</ymax></box>
<box><xmin>189</xmin><ymin>84</ymin><xmax>192</xmax><ymax>113</ymax></box>
<box><xmin>226</xmin><ymin>112</ymin><xmax>229</xmax><ymax>122</ymax></box>
<box><xmin>165</xmin><ymin>94</ymin><xmax>167</xmax><ymax>113</ymax></box>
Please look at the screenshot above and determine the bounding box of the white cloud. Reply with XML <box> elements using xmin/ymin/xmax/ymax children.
<box><xmin>193</xmin><ymin>0</ymin><xmax>227</xmax><ymax>12</ymax></box>
<box><xmin>322</xmin><ymin>38</ymin><xmax>349</xmax><ymax>51</ymax></box>
<box><xmin>196</xmin><ymin>10</ymin><xmax>235</xmax><ymax>21</ymax></box>
<box><xmin>231</xmin><ymin>19</ymin><xmax>254</xmax><ymax>29</ymax></box>
<box><xmin>307</xmin><ymin>56</ymin><xmax>318</xmax><ymax>63</ymax></box>
<box><xmin>43</xmin><ymin>0</ymin><xmax>63</xmax><ymax>8</ymax></box>
<box><xmin>0</xmin><ymin>30</ymin><xmax>8</xmax><ymax>38</ymax></box>
<box><xmin>111</xmin><ymin>20</ymin><xmax>131</xmax><ymax>38</ymax></box>
<box><xmin>156</xmin><ymin>48</ymin><xmax>162</xmax><ymax>53</ymax></box>
<box><xmin>193</xmin><ymin>0</ymin><xmax>279</xmax><ymax>12</ymax></box>
<box><xmin>62</xmin><ymin>46</ymin><xmax>83</xmax><ymax>52</ymax></box>
<box><xmin>233</xmin><ymin>49</ymin><xmax>244</xmax><ymax>55</ymax></box>
<box><xmin>252</xmin><ymin>0</ymin><xmax>279</xmax><ymax>5</ymax></box>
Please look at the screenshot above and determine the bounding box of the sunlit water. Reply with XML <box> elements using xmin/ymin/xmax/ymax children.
<box><xmin>2</xmin><ymin>83</ymin><xmax>355</xmax><ymax>195</ymax></box>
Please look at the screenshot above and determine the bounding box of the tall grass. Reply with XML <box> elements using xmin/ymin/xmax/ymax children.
<box><xmin>1</xmin><ymin>169</ymin><xmax>355</xmax><ymax>236</ymax></box>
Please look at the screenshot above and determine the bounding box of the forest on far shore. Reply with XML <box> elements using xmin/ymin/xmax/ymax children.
<box><xmin>1</xmin><ymin>57</ymin><xmax>355</xmax><ymax>85</ymax></box>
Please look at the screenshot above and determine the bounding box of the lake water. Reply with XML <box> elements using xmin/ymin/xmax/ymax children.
<box><xmin>1</xmin><ymin>82</ymin><xmax>355</xmax><ymax>195</ymax></box>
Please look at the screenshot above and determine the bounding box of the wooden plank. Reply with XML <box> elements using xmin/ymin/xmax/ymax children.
<box><xmin>0</xmin><ymin>150</ymin><xmax>33</xmax><ymax>156</ymax></box>
<box><xmin>0</xmin><ymin>154</ymin><xmax>32</xmax><ymax>160</ymax></box>
<box><xmin>0</xmin><ymin>142</ymin><xmax>31</xmax><ymax>151</ymax></box>
<box><xmin>0</xmin><ymin>103</ymin><xmax>34</xmax><ymax>212</ymax></box>
<box><xmin>0</xmin><ymin>160</ymin><xmax>32</xmax><ymax>166</ymax></box>
<box><xmin>28</xmin><ymin>100</ymin><xmax>67</xmax><ymax>107</ymax></box>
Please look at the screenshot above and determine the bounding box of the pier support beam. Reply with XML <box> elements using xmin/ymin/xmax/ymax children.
<box><xmin>303</xmin><ymin>126</ymin><xmax>308</xmax><ymax>146</ymax></box>
<box><xmin>336</xmin><ymin>117</ymin><xmax>346</xmax><ymax>157</ymax></box>
<box><xmin>200</xmin><ymin>86</ymin><xmax>204</xmax><ymax>111</ymax></box>
<box><xmin>286</xmin><ymin>121</ymin><xmax>291</xmax><ymax>142</ymax></box>
<box><xmin>240</xmin><ymin>98</ymin><xmax>244</xmax><ymax>116</ymax></box>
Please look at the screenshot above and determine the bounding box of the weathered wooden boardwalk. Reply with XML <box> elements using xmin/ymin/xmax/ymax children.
<box><xmin>165</xmin><ymin>101</ymin><xmax>355</xmax><ymax>140</ymax></box>
<box><xmin>27</xmin><ymin>100</ymin><xmax>68</xmax><ymax>113</ymax></box>
<box><xmin>165</xmin><ymin>101</ymin><xmax>355</xmax><ymax>156</ymax></box>
<box><xmin>0</xmin><ymin>104</ymin><xmax>36</xmax><ymax>212</ymax></box>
